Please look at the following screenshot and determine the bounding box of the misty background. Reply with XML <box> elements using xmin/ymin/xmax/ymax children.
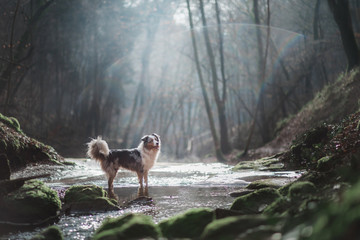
<box><xmin>0</xmin><ymin>0</ymin><xmax>356</xmax><ymax>158</ymax></box>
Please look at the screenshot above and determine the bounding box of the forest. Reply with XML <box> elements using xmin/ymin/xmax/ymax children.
<box><xmin>2</xmin><ymin>0</ymin><xmax>360</xmax><ymax>240</ymax></box>
<box><xmin>1</xmin><ymin>0</ymin><xmax>357</xmax><ymax>159</ymax></box>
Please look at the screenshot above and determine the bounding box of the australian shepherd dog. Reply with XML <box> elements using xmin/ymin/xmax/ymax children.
<box><xmin>87</xmin><ymin>133</ymin><xmax>161</xmax><ymax>198</ymax></box>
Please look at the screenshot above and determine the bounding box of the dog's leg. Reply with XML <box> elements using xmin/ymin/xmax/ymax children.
<box><xmin>107</xmin><ymin>172</ymin><xmax>117</xmax><ymax>199</ymax></box>
<box><xmin>144</xmin><ymin>170</ymin><xmax>149</xmax><ymax>187</ymax></box>
<box><xmin>137</xmin><ymin>171</ymin><xmax>144</xmax><ymax>188</ymax></box>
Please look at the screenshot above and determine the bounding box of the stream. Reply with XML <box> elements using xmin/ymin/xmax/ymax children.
<box><xmin>5</xmin><ymin>159</ymin><xmax>300</xmax><ymax>240</ymax></box>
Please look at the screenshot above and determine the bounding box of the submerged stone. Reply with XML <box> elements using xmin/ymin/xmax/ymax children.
<box><xmin>159</xmin><ymin>208</ymin><xmax>214</xmax><ymax>239</ymax></box>
<box><xmin>30</xmin><ymin>225</ymin><xmax>64</xmax><ymax>240</ymax></box>
<box><xmin>64</xmin><ymin>185</ymin><xmax>119</xmax><ymax>213</ymax></box>
<box><xmin>230</xmin><ymin>187</ymin><xmax>281</xmax><ymax>214</ymax></box>
<box><xmin>93</xmin><ymin>213</ymin><xmax>161</xmax><ymax>240</ymax></box>
<box><xmin>0</xmin><ymin>180</ymin><xmax>61</xmax><ymax>224</ymax></box>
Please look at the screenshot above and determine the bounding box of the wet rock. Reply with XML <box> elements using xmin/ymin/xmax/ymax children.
<box><xmin>30</xmin><ymin>225</ymin><xmax>64</xmax><ymax>240</ymax></box>
<box><xmin>0</xmin><ymin>174</ymin><xmax>50</xmax><ymax>197</ymax></box>
<box><xmin>229</xmin><ymin>189</ymin><xmax>253</xmax><ymax>197</ymax></box>
<box><xmin>284</xmin><ymin>179</ymin><xmax>360</xmax><ymax>240</ymax></box>
<box><xmin>230</xmin><ymin>188</ymin><xmax>281</xmax><ymax>214</ymax></box>
<box><xmin>93</xmin><ymin>213</ymin><xmax>161</xmax><ymax>240</ymax></box>
<box><xmin>159</xmin><ymin>208</ymin><xmax>214</xmax><ymax>239</ymax></box>
<box><xmin>263</xmin><ymin>197</ymin><xmax>291</xmax><ymax>216</ymax></box>
<box><xmin>288</xmin><ymin>181</ymin><xmax>316</xmax><ymax>199</ymax></box>
<box><xmin>64</xmin><ymin>185</ymin><xmax>119</xmax><ymax>213</ymax></box>
<box><xmin>0</xmin><ymin>154</ymin><xmax>10</xmax><ymax>180</ymax></box>
<box><xmin>201</xmin><ymin>215</ymin><xmax>277</xmax><ymax>240</ymax></box>
<box><xmin>214</xmin><ymin>208</ymin><xmax>245</xmax><ymax>219</ymax></box>
<box><xmin>233</xmin><ymin>156</ymin><xmax>283</xmax><ymax>171</ymax></box>
<box><xmin>246</xmin><ymin>179</ymin><xmax>282</xmax><ymax>190</ymax></box>
<box><xmin>0</xmin><ymin>180</ymin><xmax>61</xmax><ymax>224</ymax></box>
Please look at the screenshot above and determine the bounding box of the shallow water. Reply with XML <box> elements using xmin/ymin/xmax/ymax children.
<box><xmin>4</xmin><ymin>159</ymin><xmax>300</xmax><ymax>240</ymax></box>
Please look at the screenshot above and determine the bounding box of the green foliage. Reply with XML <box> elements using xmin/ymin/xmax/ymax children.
<box><xmin>159</xmin><ymin>208</ymin><xmax>214</xmax><ymax>239</ymax></box>
<box><xmin>93</xmin><ymin>213</ymin><xmax>161</xmax><ymax>240</ymax></box>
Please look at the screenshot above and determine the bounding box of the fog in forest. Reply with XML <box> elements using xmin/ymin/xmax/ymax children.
<box><xmin>0</xmin><ymin>0</ymin><xmax>356</xmax><ymax>158</ymax></box>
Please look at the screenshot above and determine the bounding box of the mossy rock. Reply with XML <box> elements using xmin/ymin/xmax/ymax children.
<box><xmin>64</xmin><ymin>185</ymin><xmax>119</xmax><ymax>213</ymax></box>
<box><xmin>246</xmin><ymin>179</ymin><xmax>282</xmax><ymax>190</ymax></box>
<box><xmin>263</xmin><ymin>197</ymin><xmax>291</xmax><ymax>216</ymax></box>
<box><xmin>159</xmin><ymin>208</ymin><xmax>214</xmax><ymax>239</ymax></box>
<box><xmin>278</xmin><ymin>182</ymin><xmax>294</xmax><ymax>196</ymax></box>
<box><xmin>30</xmin><ymin>225</ymin><xmax>64</xmax><ymax>240</ymax></box>
<box><xmin>230</xmin><ymin>188</ymin><xmax>281</xmax><ymax>214</ymax></box>
<box><xmin>0</xmin><ymin>180</ymin><xmax>61</xmax><ymax>224</ymax></box>
<box><xmin>317</xmin><ymin>156</ymin><xmax>337</xmax><ymax>172</ymax></box>
<box><xmin>201</xmin><ymin>215</ymin><xmax>275</xmax><ymax>240</ymax></box>
<box><xmin>233</xmin><ymin>157</ymin><xmax>282</xmax><ymax>171</ymax></box>
<box><xmin>0</xmin><ymin>113</ymin><xmax>22</xmax><ymax>133</ymax></box>
<box><xmin>288</xmin><ymin>181</ymin><xmax>316</xmax><ymax>199</ymax></box>
<box><xmin>93</xmin><ymin>213</ymin><xmax>161</xmax><ymax>240</ymax></box>
<box><xmin>291</xmin><ymin>179</ymin><xmax>360</xmax><ymax>240</ymax></box>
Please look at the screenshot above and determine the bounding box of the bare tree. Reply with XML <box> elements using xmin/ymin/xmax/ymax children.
<box><xmin>199</xmin><ymin>0</ymin><xmax>232</xmax><ymax>154</ymax></box>
<box><xmin>186</xmin><ymin>0</ymin><xmax>225</xmax><ymax>162</ymax></box>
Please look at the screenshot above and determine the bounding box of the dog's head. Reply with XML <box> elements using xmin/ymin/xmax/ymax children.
<box><xmin>141</xmin><ymin>133</ymin><xmax>161</xmax><ymax>151</ymax></box>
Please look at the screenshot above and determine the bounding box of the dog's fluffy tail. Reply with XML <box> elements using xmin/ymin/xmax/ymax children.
<box><xmin>87</xmin><ymin>136</ymin><xmax>110</xmax><ymax>162</ymax></box>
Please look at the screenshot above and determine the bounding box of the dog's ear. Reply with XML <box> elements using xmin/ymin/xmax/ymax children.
<box><xmin>152</xmin><ymin>133</ymin><xmax>160</xmax><ymax>140</ymax></box>
<box><xmin>141</xmin><ymin>135</ymin><xmax>149</xmax><ymax>142</ymax></box>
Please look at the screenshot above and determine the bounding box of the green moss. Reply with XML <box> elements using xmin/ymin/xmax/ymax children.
<box><xmin>0</xmin><ymin>113</ymin><xmax>22</xmax><ymax>133</ymax></box>
<box><xmin>0</xmin><ymin>180</ymin><xmax>61</xmax><ymax>223</ymax></box>
<box><xmin>64</xmin><ymin>185</ymin><xmax>119</xmax><ymax>212</ymax></box>
<box><xmin>246</xmin><ymin>179</ymin><xmax>282</xmax><ymax>190</ymax></box>
<box><xmin>30</xmin><ymin>226</ymin><xmax>63</xmax><ymax>240</ymax></box>
<box><xmin>201</xmin><ymin>215</ymin><xmax>273</xmax><ymax>240</ymax></box>
<box><xmin>263</xmin><ymin>197</ymin><xmax>291</xmax><ymax>216</ymax></box>
<box><xmin>93</xmin><ymin>213</ymin><xmax>161</xmax><ymax>240</ymax></box>
<box><xmin>278</xmin><ymin>182</ymin><xmax>294</xmax><ymax>196</ymax></box>
<box><xmin>288</xmin><ymin>181</ymin><xmax>316</xmax><ymax>199</ymax></box>
<box><xmin>300</xmin><ymin>179</ymin><xmax>360</xmax><ymax>239</ymax></box>
<box><xmin>159</xmin><ymin>208</ymin><xmax>214</xmax><ymax>238</ymax></box>
<box><xmin>317</xmin><ymin>156</ymin><xmax>337</xmax><ymax>171</ymax></box>
<box><xmin>233</xmin><ymin>157</ymin><xmax>282</xmax><ymax>171</ymax></box>
<box><xmin>230</xmin><ymin>188</ymin><xmax>281</xmax><ymax>213</ymax></box>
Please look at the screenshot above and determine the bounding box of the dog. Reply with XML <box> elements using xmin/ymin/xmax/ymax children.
<box><xmin>87</xmin><ymin>133</ymin><xmax>161</xmax><ymax>198</ymax></box>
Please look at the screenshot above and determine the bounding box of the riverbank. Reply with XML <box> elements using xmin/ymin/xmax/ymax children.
<box><xmin>2</xmin><ymin>107</ymin><xmax>360</xmax><ymax>239</ymax></box>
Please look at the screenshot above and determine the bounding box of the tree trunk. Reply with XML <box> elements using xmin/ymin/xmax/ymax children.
<box><xmin>199</xmin><ymin>0</ymin><xmax>232</xmax><ymax>154</ymax></box>
<box><xmin>243</xmin><ymin>0</ymin><xmax>271</xmax><ymax>155</ymax></box>
<box><xmin>328</xmin><ymin>0</ymin><xmax>360</xmax><ymax>71</ymax></box>
<box><xmin>186</xmin><ymin>0</ymin><xmax>225</xmax><ymax>162</ymax></box>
